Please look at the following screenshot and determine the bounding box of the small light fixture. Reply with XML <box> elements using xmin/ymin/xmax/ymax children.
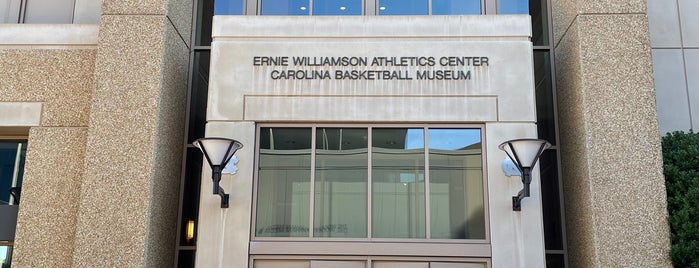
<box><xmin>498</xmin><ymin>139</ymin><xmax>551</xmax><ymax>211</ymax></box>
<box><xmin>186</xmin><ymin>220</ymin><xmax>195</xmax><ymax>243</ymax></box>
<box><xmin>193</xmin><ymin>137</ymin><xmax>243</xmax><ymax>208</ymax></box>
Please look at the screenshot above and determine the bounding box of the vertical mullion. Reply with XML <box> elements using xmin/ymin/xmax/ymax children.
<box><xmin>544</xmin><ymin>0</ymin><xmax>568</xmax><ymax>264</ymax></box>
<box><xmin>309</xmin><ymin>126</ymin><xmax>317</xmax><ymax>237</ymax></box>
<box><xmin>9</xmin><ymin>143</ymin><xmax>22</xmax><ymax>204</ymax></box>
<box><xmin>367</xmin><ymin>127</ymin><xmax>373</xmax><ymax>238</ymax></box>
<box><xmin>366</xmin><ymin>0</ymin><xmax>377</xmax><ymax>15</ymax></box>
<box><xmin>484</xmin><ymin>0</ymin><xmax>497</xmax><ymax>14</ymax></box>
<box><xmin>423</xmin><ymin>127</ymin><xmax>431</xmax><ymax>239</ymax></box>
<box><xmin>18</xmin><ymin>0</ymin><xmax>27</xmax><ymax>23</ymax></box>
<box><xmin>254</xmin><ymin>0</ymin><xmax>262</xmax><ymax>15</ymax></box>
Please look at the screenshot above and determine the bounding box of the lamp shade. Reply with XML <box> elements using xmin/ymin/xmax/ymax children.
<box><xmin>193</xmin><ymin>137</ymin><xmax>243</xmax><ymax>167</ymax></box>
<box><xmin>498</xmin><ymin>139</ymin><xmax>551</xmax><ymax>169</ymax></box>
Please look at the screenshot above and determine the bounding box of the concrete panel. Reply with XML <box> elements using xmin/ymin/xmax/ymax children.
<box><xmin>554</xmin><ymin>18</ymin><xmax>598</xmax><ymax>268</ymax></box>
<box><xmin>11</xmin><ymin>127</ymin><xmax>87</xmax><ymax>268</ymax></box>
<box><xmin>485</xmin><ymin>122</ymin><xmax>545</xmax><ymax>268</ymax></box>
<box><xmin>0</xmin><ymin>103</ymin><xmax>41</xmax><ymax>126</ymax></box>
<box><xmin>209</xmin><ymin>17</ymin><xmax>535</xmax><ymax>123</ymax></box>
<box><xmin>551</xmin><ymin>0</ymin><xmax>577</xmax><ymax>47</ymax></box>
<box><xmin>71</xmin><ymin>14</ymin><xmax>187</xmax><ymax>268</ymax></box>
<box><xmin>577</xmin><ymin>0</ymin><xmax>645</xmax><ymax>14</ymax></box>
<box><xmin>249</xmin><ymin>242</ymin><xmax>490</xmax><ymax>257</ymax></box>
<box><xmin>73</xmin><ymin>0</ymin><xmax>101</xmax><ymax>24</ymax></box>
<box><xmin>0</xmin><ymin>24</ymin><xmax>99</xmax><ymax>46</ymax></box>
<box><xmin>213</xmin><ymin>15</ymin><xmax>532</xmax><ymax>38</ymax></box>
<box><xmin>244</xmin><ymin>96</ymin><xmax>498</xmax><ymax>122</ymax></box>
<box><xmin>196</xmin><ymin>121</ymin><xmax>255</xmax><ymax>268</ymax></box>
<box><xmin>651</xmin><ymin>49</ymin><xmax>691</xmax><ymax>134</ymax></box>
<box><xmin>167</xmin><ymin>0</ymin><xmax>193</xmax><ymax>48</ymax></box>
<box><xmin>310</xmin><ymin>260</ymin><xmax>365</xmax><ymax>268</ymax></box>
<box><xmin>555</xmin><ymin>14</ymin><xmax>672</xmax><ymax>268</ymax></box>
<box><xmin>647</xmin><ymin>0</ymin><xmax>682</xmax><ymax>48</ymax></box>
<box><xmin>686</xmin><ymin>49</ymin><xmax>699</xmax><ymax>129</ymax></box>
<box><xmin>0</xmin><ymin>49</ymin><xmax>96</xmax><ymax>127</ymax></box>
<box><xmin>678</xmin><ymin>0</ymin><xmax>699</xmax><ymax>47</ymax></box>
<box><xmin>102</xmin><ymin>0</ymin><xmax>165</xmax><ymax>15</ymax></box>
<box><xmin>373</xmin><ymin>262</ymin><xmax>428</xmax><ymax>268</ymax></box>
<box><xmin>255</xmin><ymin>260</ymin><xmax>310</xmax><ymax>268</ymax></box>
<box><xmin>430</xmin><ymin>263</ymin><xmax>485</xmax><ymax>268</ymax></box>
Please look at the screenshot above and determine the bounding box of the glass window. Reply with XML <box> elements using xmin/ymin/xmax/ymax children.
<box><xmin>255</xmin><ymin>125</ymin><xmax>485</xmax><ymax>240</ymax></box>
<box><xmin>314</xmin><ymin>128</ymin><xmax>368</xmax><ymax>237</ymax></box>
<box><xmin>23</xmin><ymin>0</ymin><xmax>75</xmax><ymax>23</ymax></box>
<box><xmin>378</xmin><ymin>0</ymin><xmax>428</xmax><ymax>15</ymax></box>
<box><xmin>432</xmin><ymin>0</ymin><xmax>481</xmax><ymax>15</ymax></box>
<box><xmin>0</xmin><ymin>245</ymin><xmax>12</xmax><ymax>268</ymax></box>
<box><xmin>428</xmin><ymin>129</ymin><xmax>485</xmax><ymax>239</ymax></box>
<box><xmin>261</xmin><ymin>0</ymin><xmax>311</xmax><ymax>15</ymax></box>
<box><xmin>0</xmin><ymin>0</ymin><xmax>22</xmax><ymax>23</ymax></box>
<box><xmin>498</xmin><ymin>0</ymin><xmax>528</xmax><ymax>14</ymax></box>
<box><xmin>372</xmin><ymin>128</ymin><xmax>426</xmax><ymax>238</ymax></box>
<box><xmin>214</xmin><ymin>0</ymin><xmax>244</xmax><ymax>15</ymax></box>
<box><xmin>256</xmin><ymin>128</ymin><xmax>312</xmax><ymax>237</ymax></box>
<box><xmin>314</xmin><ymin>0</ymin><xmax>362</xmax><ymax>15</ymax></box>
<box><xmin>529</xmin><ymin>0</ymin><xmax>549</xmax><ymax>46</ymax></box>
<box><xmin>0</xmin><ymin>141</ymin><xmax>26</xmax><ymax>206</ymax></box>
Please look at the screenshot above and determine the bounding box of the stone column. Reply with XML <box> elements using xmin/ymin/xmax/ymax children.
<box><xmin>70</xmin><ymin>1</ymin><xmax>190</xmax><ymax>267</ymax></box>
<box><xmin>1</xmin><ymin>47</ymin><xmax>96</xmax><ymax>268</ymax></box>
<box><xmin>553</xmin><ymin>1</ymin><xmax>672</xmax><ymax>267</ymax></box>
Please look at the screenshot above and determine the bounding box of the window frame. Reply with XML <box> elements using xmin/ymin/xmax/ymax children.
<box><xmin>249</xmin><ymin>255</ymin><xmax>492</xmax><ymax>268</ymax></box>
<box><xmin>241</xmin><ymin>0</ymin><xmax>499</xmax><ymax>15</ymax></box>
<box><xmin>251</xmin><ymin>123</ymin><xmax>490</xmax><ymax>245</ymax></box>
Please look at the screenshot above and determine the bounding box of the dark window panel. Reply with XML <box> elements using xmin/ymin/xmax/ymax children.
<box><xmin>177</xmin><ymin>249</ymin><xmax>196</xmax><ymax>268</ymax></box>
<box><xmin>540</xmin><ymin>150</ymin><xmax>563</xmax><ymax>250</ymax></box>
<box><xmin>179</xmin><ymin>148</ymin><xmax>204</xmax><ymax>246</ymax></box>
<box><xmin>195</xmin><ymin>0</ymin><xmax>214</xmax><ymax>46</ymax></box>
<box><xmin>534</xmin><ymin>51</ymin><xmax>556</xmax><ymax>145</ymax></box>
<box><xmin>0</xmin><ymin>141</ymin><xmax>26</xmax><ymax>205</ymax></box>
<box><xmin>188</xmin><ymin>51</ymin><xmax>211</xmax><ymax>144</ymax></box>
<box><xmin>546</xmin><ymin>253</ymin><xmax>566</xmax><ymax>268</ymax></box>
<box><xmin>530</xmin><ymin>0</ymin><xmax>549</xmax><ymax>46</ymax></box>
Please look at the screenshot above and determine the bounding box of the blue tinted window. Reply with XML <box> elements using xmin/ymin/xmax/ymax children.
<box><xmin>314</xmin><ymin>0</ymin><xmax>362</xmax><ymax>15</ymax></box>
<box><xmin>0</xmin><ymin>142</ymin><xmax>26</xmax><ymax>206</ymax></box>
<box><xmin>432</xmin><ymin>0</ymin><xmax>481</xmax><ymax>15</ymax></box>
<box><xmin>214</xmin><ymin>0</ymin><xmax>244</xmax><ymax>15</ymax></box>
<box><xmin>498</xmin><ymin>0</ymin><xmax>528</xmax><ymax>14</ymax></box>
<box><xmin>378</xmin><ymin>0</ymin><xmax>427</xmax><ymax>15</ymax></box>
<box><xmin>261</xmin><ymin>0</ymin><xmax>310</xmax><ymax>15</ymax></box>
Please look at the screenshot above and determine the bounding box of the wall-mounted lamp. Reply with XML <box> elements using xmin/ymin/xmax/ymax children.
<box><xmin>498</xmin><ymin>139</ymin><xmax>551</xmax><ymax>211</ymax></box>
<box><xmin>193</xmin><ymin>137</ymin><xmax>243</xmax><ymax>208</ymax></box>
<box><xmin>186</xmin><ymin>220</ymin><xmax>195</xmax><ymax>244</ymax></box>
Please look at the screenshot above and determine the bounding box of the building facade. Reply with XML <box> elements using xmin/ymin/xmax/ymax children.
<box><xmin>0</xmin><ymin>0</ymin><xmax>677</xmax><ymax>267</ymax></box>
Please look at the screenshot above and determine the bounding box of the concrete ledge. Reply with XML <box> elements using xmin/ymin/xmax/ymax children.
<box><xmin>250</xmin><ymin>241</ymin><xmax>491</xmax><ymax>257</ymax></box>
<box><xmin>214</xmin><ymin>15</ymin><xmax>531</xmax><ymax>38</ymax></box>
<box><xmin>0</xmin><ymin>24</ymin><xmax>98</xmax><ymax>46</ymax></box>
<box><xmin>0</xmin><ymin>102</ymin><xmax>42</xmax><ymax>126</ymax></box>
<box><xmin>243</xmin><ymin>95</ymin><xmax>497</xmax><ymax>122</ymax></box>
